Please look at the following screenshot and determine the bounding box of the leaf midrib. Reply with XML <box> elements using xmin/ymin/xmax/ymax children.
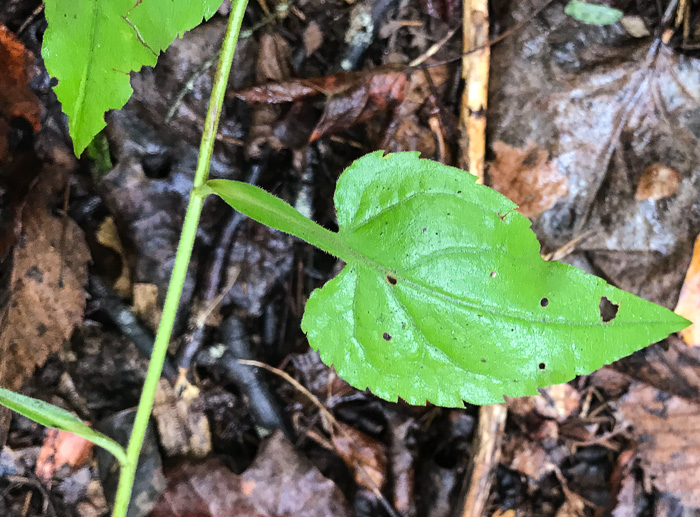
<box><xmin>336</xmin><ymin>188</ymin><xmax>679</xmax><ymax>330</ymax></box>
<box><xmin>74</xmin><ymin>0</ymin><xmax>100</xmax><ymax>133</ymax></box>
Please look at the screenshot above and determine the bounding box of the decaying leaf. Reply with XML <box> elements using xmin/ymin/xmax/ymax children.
<box><xmin>302</xmin><ymin>21</ymin><xmax>323</xmax><ymax>56</ymax></box>
<box><xmin>310</xmin><ymin>70</ymin><xmax>409</xmax><ymax>142</ymax></box>
<box><xmin>151</xmin><ymin>432</ymin><xmax>352</xmax><ymax>517</ymax></box>
<box><xmin>380</xmin><ymin>65</ymin><xmax>452</xmax><ymax>157</ymax></box>
<box><xmin>36</xmin><ymin>428</ymin><xmax>94</xmax><ymax>481</ymax></box>
<box><xmin>615</xmin><ymin>384</ymin><xmax>700</xmax><ymax>507</ymax></box>
<box><xmin>0</xmin><ymin>161</ymin><xmax>90</xmax><ymax>390</ymax></box>
<box><xmin>488</xmin><ymin>13</ymin><xmax>699</xmax><ymax>260</ymax></box>
<box><xmin>152</xmin><ymin>379</ymin><xmax>211</xmax><ymax>458</ymax></box>
<box><xmin>488</xmin><ymin>141</ymin><xmax>569</xmax><ymax>219</ymax></box>
<box><xmin>331</xmin><ymin>422</ymin><xmax>387</xmax><ymax>491</ymax></box>
<box><xmin>95</xmin><ymin>217</ymin><xmax>131</xmax><ymax>298</ymax></box>
<box><xmin>675</xmin><ymin>234</ymin><xmax>700</xmax><ymax>346</ymax></box>
<box><xmin>0</xmin><ymin>24</ymin><xmax>41</xmax><ymax>132</ymax></box>
<box><xmin>502</xmin><ymin>435</ymin><xmax>551</xmax><ymax>481</ymax></box>
<box><xmin>635</xmin><ymin>163</ymin><xmax>681</xmax><ymax>201</ymax></box>
<box><xmin>133</xmin><ymin>282</ymin><xmax>161</xmax><ymax>332</ymax></box>
<box><xmin>506</xmin><ymin>383</ymin><xmax>580</xmax><ymax>422</ymax></box>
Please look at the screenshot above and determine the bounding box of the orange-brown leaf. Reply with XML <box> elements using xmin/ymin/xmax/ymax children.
<box><xmin>635</xmin><ymin>163</ymin><xmax>680</xmax><ymax>201</ymax></box>
<box><xmin>36</xmin><ymin>428</ymin><xmax>94</xmax><ymax>481</ymax></box>
<box><xmin>0</xmin><ymin>24</ymin><xmax>41</xmax><ymax>132</ymax></box>
<box><xmin>488</xmin><ymin>141</ymin><xmax>569</xmax><ymax>218</ymax></box>
<box><xmin>675</xmin><ymin>234</ymin><xmax>700</xmax><ymax>346</ymax></box>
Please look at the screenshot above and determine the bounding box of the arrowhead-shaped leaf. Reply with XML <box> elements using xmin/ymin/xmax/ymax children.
<box><xmin>208</xmin><ymin>152</ymin><xmax>690</xmax><ymax>407</ymax></box>
<box><xmin>0</xmin><ymin>388</ymin><xmax>127</xmax><ymax>464</ymax></box>
<box><xmin>43</xmin><ymin>0</ymin><xmax>224</xmax><ymax>156</ymax></box>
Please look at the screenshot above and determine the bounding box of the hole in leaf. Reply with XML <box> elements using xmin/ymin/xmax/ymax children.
<box><xmin>382</xmin><ymin>332</ymin><xmax>392</xmax><ymax>341</ymax></box>
<box><xmin>539</xmin><ymin>362</ymin><xmax>546</xmax><ymax>370</ymax></box>
<box><xmin>599</xmin><ymin>297</ymin><xmax>619</xmax><ymax>322</ymax></box>
<box><xmin>386</xmin><ymin>274</ymin><xmax>397</xmax><ymax>285</ymax></box>
<box><xmin>490</xmin><ymin>271</ymin><xmax>497</xmax><ymax>278</ymax></box>
<box><xmin>540</xmin><ymin>297</ymin><xmax>549</xmax><ymax>307</ymax></box>
<box><xmin>480</xmin><ymin>358</ymin><xmax>486</xmax><ymax>363</ymax></box>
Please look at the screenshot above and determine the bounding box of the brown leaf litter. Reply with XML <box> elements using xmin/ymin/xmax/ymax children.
<box><xmin>1</xmin><ymin>160</ymin><xmax>90</xmax><ymax>390</ymax></box>
<box><xmin>488</xmin><ymin>141</ymin><xmax>569</xmax><ymax>218</ymax></box>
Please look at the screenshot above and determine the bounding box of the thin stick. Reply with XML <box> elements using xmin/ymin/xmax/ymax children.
<box><xmin>419</xmin><ymin>0</ymin><xmax>557</xmax><ymax>70</ymax></box>
<box><xmin>458</xmin><ymin>404</ymin><xmax>507</xmax><ymax>517</ymax></box>
<box><xmin>459</xmin><ymin>0</ymin><xmax>490</xmax><ymax>182</ymax></box>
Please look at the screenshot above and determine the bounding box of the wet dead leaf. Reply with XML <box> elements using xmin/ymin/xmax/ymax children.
<box><xmin>303</xmin><ymin>21</ymin><xmax>323</xmax><ymax>56</ymax></box>
<box><xmin>674</xmin><ymin>233</ymin><xmax>700</xmax><ymax>345</ymax></box>
<box><xmin>331</xmin><ymin>422</ymin><xmax>387</xmax><ymax>491</ymax></box>
<box><xmin>133</xmin><ymin>282</ymin><xmax>160</xmax><ymax>332</ymax></box>
<box><xmin>612</xmin><ymin>470</ymin><xmax>644</xmax><ymax>516</ymax></box>
<box><xmin>151</xmin><ymin>432</ymin><xmax>352</xmax><ymax>517</ymax></box>
<box><xmin>0</xmin><ymin>23</ymin><xmax>41</xmax><ymax>133</ymax></box>
<box><xmin>36</xmin><ymin>428</ymin><xmax>94</xmax><ymax>482</ymax></box>
<box><xmin>241</xmin><ymin>432</ymin><xmax>352</xmax><ymax>516</ymax></box>
<box><xmin>612</xmin><ymin>338</ymin><xmax>700</xmax><ymax>401</ymax></box>
<box><xmin>380</xmin><ymin>65</ymin><xmax>452</xmax><ymax>157</ymax></box>
<box><xmin>420</xmin><ymin>0</ymin><xmax>460</xmax><ymax>21</ymax></box>
<box><xmin>503</xmin><ymin>435</ymin><xmax>551</xmax><ymax>481</ymax></box>
<box><xmin>620</xmin><ymin>16</ymin><xmax>650</xmax><ymax>38</ymax></box>
<box><xmin>257</xmin><ymin>33</ymin><xmax>292</xmax><ymax>83</ymax></box>
<box><xmin>489</xmin><ymin>8</ymin><xmax>700</xmax><ymax>260</ymax></box>
<box><xmin>150</xmin><ymin>458</ymin><xmax>265</xmax><ymax>517</ymax></box>
<box><xmin>488</xmin><ymin>141</ymin><xmax>569</xmax><ymax>219</ymax></box>
<box><xmin>152</xmin><ymin>378</ymin><xmax>211</xmax><ymax>458</ymax></box>
<box><xmin>506</xmin><ymin>384</ymin><xmax>580</xmax><ymax>422</ymax></box>
<box><xmin>310</xmin><ymin>70</ymin><xmax>409</xmax><ymax>142</ymax></box>
<box><xmin>0</xmin><ymin>161</ymin><xmax>90</xmax><ymax>390</ymax></box>
<box><xmin>635</xmin><ymin>163</ymin><xmax>681</xmax><ymax>201</ymax></box>
<box><xmin>234</xmin><ymin>66</ymin><xmax>414</xmax><ymax>143</ymax></box>
<box><xmin>95</xmin><ymin>217</ymin><xmax>131</xmax><ymax>298</ymax></box>
<box><xmin>615</xmin><ymin>383</ymin><xmax>700</xmax><ymax>507</ymax></box>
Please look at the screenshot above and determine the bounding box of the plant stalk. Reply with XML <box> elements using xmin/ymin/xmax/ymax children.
<box><xmin>111</xmin><ymin>2</ymin><xmax>248</xmax><ymax>515</ymax></box>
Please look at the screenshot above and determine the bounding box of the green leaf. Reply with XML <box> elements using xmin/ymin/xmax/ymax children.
<box><xmin>127</xmin><ymin>0</ymin><xmax>224</xmax><ymax>55</ymax></box>
<box><xmin>208</xmin><ymin>152</ymin><xmax>690</xmax><ymax>407</ymax></box>
<box><xmin>0</xmin><ymin>388</ymin><xmax>127</xmax><ymax>464</ymax></box>
<box><xmin>43</xmin><ymin>0</ymin><xmax>225</xmax><ymax>156</ymax></box>
<box><xmin>43</xmin><ymin>0</ymin><xmax>158</xmax><ymax>155</ymax></box>
<box><xmin>564</xmin><ymin>0</ymin><xmax>623</xmax><ymax>25</ymax></box>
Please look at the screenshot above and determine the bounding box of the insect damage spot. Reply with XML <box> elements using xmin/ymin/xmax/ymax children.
<box><xmin>490</xmin><ymin>271</ymin><xmax>497</xmax><ymax>278</ymax></box>
<box><xmin>386</xmin><ymin>274</ymin><xmax>397</xmax><ymax>285</ymax></box>
<box><xmin>382</xmin><ymin>332</ymin><xmax>392</xmax><ymax>341</ymax></box>
<box><xmin>599</xmin><ymin>296</ymin><xmax>619</xmax><ymax>322</ymax></box>
<box><xmin>539</xmin><ymin>362</ymin><xmax>546</xmax><ymax>370</ymax></box>
<box><xmin>540</xmin><ymin>297</ymin><xmax>549</xmax><ymax>307</ymax></box>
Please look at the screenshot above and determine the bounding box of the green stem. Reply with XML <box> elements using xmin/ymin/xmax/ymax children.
<box><xmin>203</xmin><ymin>180</ymin><xmax>357</xmax><ymax>262</ymax></box>
<box><xmin>111</xmin><ymin>3</ymin><xmax>248</xmax><ymax>516</ymax></box>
